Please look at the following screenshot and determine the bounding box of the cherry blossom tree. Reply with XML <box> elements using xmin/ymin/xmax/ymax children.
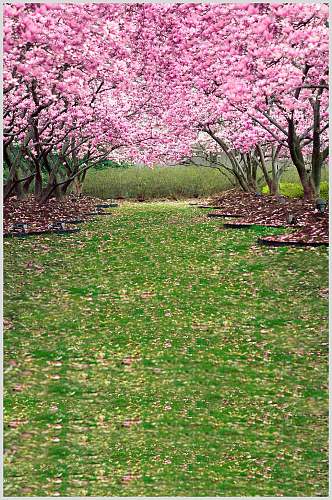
<box><xmin>4</xmin><ymin>3</ymin><xmax>125</xmax><ymax>200</ymax></box>
<box><xmin>123</xmin><ymin>2</ymin><xmax>328</xmax><ymax>199</ymax></box>
<box><xmin>3</xmin><ymin>3</ymin><xmax>192</xmax><ymax>202</ymax></box>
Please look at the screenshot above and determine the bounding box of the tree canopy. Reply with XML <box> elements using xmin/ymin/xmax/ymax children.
<box><xmin>4</xmin><ymin>3</ymin><xmax>328</xmax><ymax>201</ymax></box>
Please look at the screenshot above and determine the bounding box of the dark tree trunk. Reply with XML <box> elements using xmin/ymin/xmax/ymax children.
<box><xmin>22</xmin><ymin>174</ymin><xmax>35</xmax><ymax>195</ymax></box>
<box><xmin>39</xmin><ymin>176</ymin><xmax>75</xmax><ymax>204</ymax></box>
<box><xmin>38</xmin><ymin>183</ymin><xmax>56</xmax><ymax>204</ymax></box>
<box><xmin>34</xmin><ymin>167</ymin><xmax>43</xmax><ymax>197</ymax></box>
<box><xmin>311</xmin><ymin>98</ymin><xmax>322</xmax><ymax>198</ymax></box>
<box><xmin>4</xmin><ymin>176</ymin><xmax>20</xmax><ymax>200</ymax></box>
<box><xmin>287</xmin><ymin>119</ymin><xmax>315</xmax><ymax>201</ymax></box>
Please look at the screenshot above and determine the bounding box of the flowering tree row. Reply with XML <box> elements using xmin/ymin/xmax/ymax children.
<box><xmin>127</xmin><ymin>2</ymin><xmax>328</xmax><ymax>198</ymax></box>
<box><xmin>4</xmin><ymin>3</ymin><xmax>328</xmax><ymax>202</ymax></box>
<box><xmin>3</xmin><ymin>3</ymin><xmax>192</xmax><ymax>202</ymax></box>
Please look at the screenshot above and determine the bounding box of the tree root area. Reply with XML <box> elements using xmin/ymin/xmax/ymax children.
<box><xmin>3</xmin><ymin>194</ymin><xmax>105</xmax><ymax>236</ymax></box>
<box><xmin>208</xmin><ymin>190</ymin><xmax>328</xmax><ymax>246</ymax></box>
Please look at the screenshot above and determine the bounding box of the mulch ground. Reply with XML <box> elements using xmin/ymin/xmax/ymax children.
<box><xmin>3</xmin><ymin>194</ymin><xmax>108</xmax><ymax>236</ymax></box>
<box><xmin>207</xmin><ymin>190</ymin><xmax>328</xmax><ymax>246</ymax></box>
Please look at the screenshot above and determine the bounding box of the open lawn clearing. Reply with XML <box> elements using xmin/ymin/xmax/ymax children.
<box><xmin>4</xmin><ymin>202</ymin><xmax>328</xmax><ymax>496</ymax></box>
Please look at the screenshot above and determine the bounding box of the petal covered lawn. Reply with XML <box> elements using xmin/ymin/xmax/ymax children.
<box><xmin>4</xmin><ymin>202</ymin><xmax>328</xmax><ymax>496</ymax></box>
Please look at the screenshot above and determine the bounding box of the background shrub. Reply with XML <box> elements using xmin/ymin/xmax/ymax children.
<box><xmin>82</xmin><ymin>165</ymin><xmax>232</xmax><ymax>200</ymax></box>
<box><xmin>81</xmin><ymin>163</ymin><xmax>328</xmax><ymax>200</ymax></box>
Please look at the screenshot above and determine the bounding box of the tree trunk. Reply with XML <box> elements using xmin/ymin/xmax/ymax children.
<box><xmin>251</xmin><ymin>155</ymin><xmax>258</xmax><ymax>187</ymax></box>
<box><xmin>38</xmin><ymin>171</ymin><xmax>59</xmax><ymax>204</ymax></box>
<box><xmin>269</xmin><ymin>178</ymin><xmax>279</xmax><ymax>196</ymax></box>
<box><xmin>34</xmin><ymin>167</ymin><xmax>43</xmax><ymax>197</ymax></box>
<box><xmin>22</xmin><ymin>174</ymin><xmax>35</xmax><ymax>196</ymax></box>
<box><xmin>234</xmin><ymin>170</ymin><xmax>251</xmax><ymax>192</ymax></box>
<box><xmin>270</xmin><ymin>146</ymin><xmax>281</xmax><ymax>196</ymax></box>
<box><xmin>4</xmin><ymin>174</ymin><xmax>22</xmax><ymax>200</ymax></box>
<box><xmin>205</xmin><ymin>128</ymin><xmax>253</xmax><ymax>192</ymax></box>
<box><xmin>54</xmin><ymin>184</ymin><xmax>65</xmax><ymax>200</ymax></box>
<box><xmin>255</xmin><ymin>145</ymin><xmax>275</xmax><ymax>195</ymax></box>
<box><xmin>287</xmin><ymin>119</ymin><xmax>315</xmax><ymax>201</ymax></box>
<box><xmin>39</xmin><ymin>176</ymin><xmax>74</xmax><ymax>204</ymax></box>
<box><xmin>245</xmin><ymin>154</ymin><xmax>257</xmax><ymax>192</ymax></box>
<box><xmin>311</xmin><ymin>98</ymin><xmax>322</xmax><ymax>198</ymax></box>
<box><xmin>4</xmin><ymin>173</ymin><xmax>35</xmax><ymax>200</ymax></box>
<box><xmin>72</xmin><ymin>176</ymin><xmax>84</xmax><ymax>196</ymax></box>
<box><xmin>3</xmin><ymin>145</ymin><xmax>22</xmax><ymax>199</ymax></box>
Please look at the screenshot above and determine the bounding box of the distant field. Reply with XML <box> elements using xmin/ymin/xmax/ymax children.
<box><xmin>82</xmin><ymin>164</ymin><xmax>328</xmax><ymax>200</ymax></box>
<box><xmin>82</xmin><ymin>165</ymin><xmax>232</xmax><ymax>200</ymax></box>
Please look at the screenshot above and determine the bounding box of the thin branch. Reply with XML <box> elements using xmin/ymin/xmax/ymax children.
<box><xmin>258</xmin><ymin>110</ymin><xmax>288</xmax><ymax>136</ymax></box>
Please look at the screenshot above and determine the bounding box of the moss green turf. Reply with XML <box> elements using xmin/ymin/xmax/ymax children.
<box><xmin>4</xmin><ymin>202</ymin><xmax>328</xmax><ymax>496</ymax></box>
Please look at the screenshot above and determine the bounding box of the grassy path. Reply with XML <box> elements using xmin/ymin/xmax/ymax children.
<box><xmin>4</xmin><ymin>202</ymin><xmax>328</xmax><ymax>496</ymax></box>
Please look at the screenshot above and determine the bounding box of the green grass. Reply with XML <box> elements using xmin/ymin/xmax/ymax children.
<box><xmin>262</xmin><ymin>181</ymin><xmax>329</xmax><ymax>199</ymax></box>
<box><xmin>4</xmin><ymin>202</ymin><xmax>328</xmax><ymax>496</ymax></box>
<box><xmin>82</xmin><ymin>165</ymin><xmax>232</xmax><ymax>200</ymax></box>
<box><xmin>281</xmin><ymin>165</ymin><xmax>328</xmax><ymax>184</ymax></box>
